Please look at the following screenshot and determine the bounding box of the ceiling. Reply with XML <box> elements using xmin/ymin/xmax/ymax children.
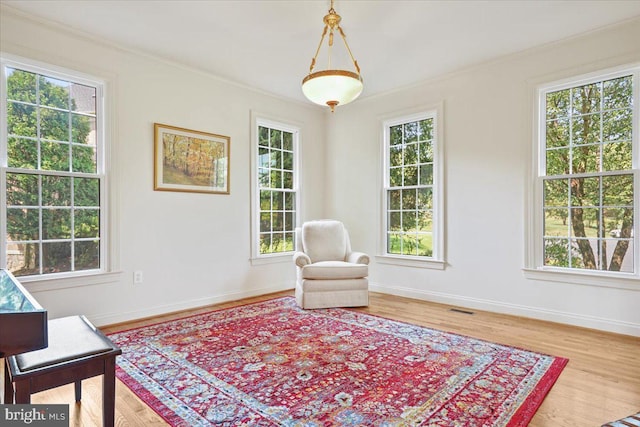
<box><xmin>3</xmin><ymin>1</ymin><xmax>640</xmax><ymax>105</ymax></box>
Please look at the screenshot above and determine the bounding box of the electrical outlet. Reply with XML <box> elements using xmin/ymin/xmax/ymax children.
<box><xmin>133</xmin><ymin>271</ymin><xmax>143</xmax><ymax>284</ymax></box>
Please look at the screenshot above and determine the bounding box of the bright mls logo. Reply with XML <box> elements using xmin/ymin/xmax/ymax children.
<box><xmin>1</xmin><ymin>405</ymin><xmax>69</xmax><ymax>426</ymax></box>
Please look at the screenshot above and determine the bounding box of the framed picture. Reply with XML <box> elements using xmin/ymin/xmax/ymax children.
<box><xmin>154</xmin><ymin>123</ymin><xmax>230</xmax><ymax>194</ymax></box>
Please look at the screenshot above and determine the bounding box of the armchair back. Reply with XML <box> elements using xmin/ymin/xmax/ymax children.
<box><xmin>299</xmin><ymin>220</ymin><xmax>350</xmax><ymax>262</ymax></box>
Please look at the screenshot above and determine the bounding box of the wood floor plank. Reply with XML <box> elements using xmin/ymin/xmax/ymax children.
<box><xmin>7</xmin><ymin>291</ymin><xmax>639</xmax><ymax>426</ymax></box>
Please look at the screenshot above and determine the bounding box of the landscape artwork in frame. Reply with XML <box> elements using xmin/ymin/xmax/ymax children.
<box><xmin>154</xmin><ymin>123</ymin><xmax>230</xmax><ymax>194</ymax></box>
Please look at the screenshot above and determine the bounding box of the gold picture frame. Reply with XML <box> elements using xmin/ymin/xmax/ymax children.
<box><xmin>154</xmin><ymin>123</ymin><xmax>230</xmax><ymax>194</ymax></box>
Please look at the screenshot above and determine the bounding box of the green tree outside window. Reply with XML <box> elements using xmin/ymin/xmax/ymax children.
<box><xmin>4</xmin><ymin>66</ymin><xmax>100</xmax><ymax>276</ymax></box>
<box><xmin>386</xmin><ymin>117</ymin><xmax>435</xmax><ymax>257</ymax></box>
<box><xmin>542</xmin><ymin>75</ymin><xmax>634</xmax><ymax>272</ymax></box>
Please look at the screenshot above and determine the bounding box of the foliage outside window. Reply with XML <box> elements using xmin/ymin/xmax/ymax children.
<box><xmin>384</xmin><ymin>114</ymin><xmax>437</xmax><ymax>258</ymax></box>
<box><xmin>1</xmin><ymin>62</ymin><xmax>104</xmax><ymax>277</ymax></box>
<box><xmin>540</xmin><ymin>69</ymin><xmax>637</xmax><ymax>274</ymax></box>
<box><xmin>256</xmin><ymin>123</ymin><xmax>297</xmax><ymax>256</ymax></box>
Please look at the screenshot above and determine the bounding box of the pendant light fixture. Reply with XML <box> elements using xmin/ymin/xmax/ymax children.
<box><xmin>301</xmin><ymin>0</ymin><xmax>363</xmax><ymax>112</ymax></box>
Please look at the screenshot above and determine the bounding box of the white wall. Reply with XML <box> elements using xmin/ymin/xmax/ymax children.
<box><xmin>1</xmin><ymin>8</ymin><xmax>327</xmax><ymax>326</ymax></box>
<box><xmin>2</xmin><ymin>7</ymin><xmax>639</xmax><ymax>336</ymax></box>
<box><xmin>326</xmin><ymin>18</ymin><xmax>640</xmax><ymax>336</ymax></box>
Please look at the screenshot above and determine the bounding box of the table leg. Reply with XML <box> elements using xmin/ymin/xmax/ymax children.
<box><xmin>102</xmin><ymin>357</ymin><xmax>116</xmax><ymax>427</ymax></box>
<box><xmin>13</xmin><ymin>379</ymin><xmax>31</xmax><ymax>404</ymax></box>
<box><xmin>3</xmin><ymin>359</ymin><xmax>13</xmax><ymax>404</ymax></box>
<box><xmin>74</xmin><ymin>380</ymin><xmax>82</xmax><ymax>402</ymax></box>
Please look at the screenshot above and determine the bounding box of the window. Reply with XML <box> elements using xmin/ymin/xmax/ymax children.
<box><xmin>534</xmin><ymin>66</ymin><xmax>638</xmax><ymax>277</ymax></box>
<box><xmin>1</xmin><ymin>59</ymin><xmax>106</xmax><ymax>278</ymax></box>
<box><xmin>251</xmin><ymin>116</ymin><xmax>299</xmax><ymax>260</ymax></box>
<box><xmin>381</xmin><ymin>109</ymin><xmax>443</xmax><ymax>267</ymax></box>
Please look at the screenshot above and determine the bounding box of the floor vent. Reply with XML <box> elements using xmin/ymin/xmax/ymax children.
<box><xmin>449</xmin><ymin>308</ymin><xmax>474</xmax><ymax>315</ymax></box>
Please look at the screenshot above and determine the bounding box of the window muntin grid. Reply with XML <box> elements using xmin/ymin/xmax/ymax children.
<box><xmin>541</xmin><ymin>74</ymin><xmax>636</xmax><ymax>273</ymax></box>
<box><xmin>2</xmin><ymin>65</ymin><xmax>102</xmax><ymax>277</ymax></box>
<box><xmin>386</xmin><ymin>117</ymin><xmax>435</xmax><ymax>257</ymax></box>
<box><xmin>257</xmin><ymin>125</ymin><xmax>296</xmax><ymax>255</ymax></box>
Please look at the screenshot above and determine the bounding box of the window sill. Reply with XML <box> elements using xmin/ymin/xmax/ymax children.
<box><xmin>250</xmin><ymin>253</ymin><xmax>293</xmax><ymax>266</ymax></box>
<box><xmin>523</xmin><ymin>267</ymin><xmax>639</xmax><ymax>291</ymax></box>
<box><xmin>18</xmin><ymin>270</ymin><xmax>123</xmax><ymax>293</ymax></box>
<box><xmin>375</xmin><ymin>255</ymin><xmax>446</xmax><ymax>270</ymax></box>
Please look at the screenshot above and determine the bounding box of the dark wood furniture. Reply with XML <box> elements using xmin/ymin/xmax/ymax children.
<box><xmin>0</xmin><ymin>269</ymin><xmax>48</xmax><ymax>358</ymax></box>
<box><xmin>4</xmin><ymin>315</ymin><xmax>122</xmax><ymax>427</ymax></box>
<box><xmin>1</xmin><ymin>269</ymin><xmax>122</xmax><ymax>427</ymax></box>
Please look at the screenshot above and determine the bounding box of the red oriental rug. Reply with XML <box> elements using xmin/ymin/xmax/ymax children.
<box><xmin>109</xmin><ymin>297</ymin><xmax>568</xmax><ymax>426</ymax></box>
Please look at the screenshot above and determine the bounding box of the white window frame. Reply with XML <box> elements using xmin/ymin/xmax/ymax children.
<box><xmin>377</xmin><ymin>105</ymin><xmax>445</xmax><ymax>270</ymax></box>
<box><xmin>249</xmin><ymin>112</ymin><xmax>301</xmax><ymax>265</ymax></box>
<box><xmin>1</xmin><ymin>54</ymin><xmax>120</xmax><ymax>290</ymax></box>
<box><xmin>525</xmin><ymin>64</ymin><xmax>640</xmax><ymax>289</ymax></box>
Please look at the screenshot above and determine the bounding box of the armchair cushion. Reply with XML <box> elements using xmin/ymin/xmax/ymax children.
<box><xmin>299</xmin><ymin>278</ymin><xmax>369</xmax><ymax>293</ymax></box>
<box><xmin>302</xmin><ymin>220</ymin><xmax>347</xmax><ymax>262</ymax></box>
<box><xmin>301</xmin><ymin>261</ymin><xmax>368</xmax><ymax>280</ymax></box>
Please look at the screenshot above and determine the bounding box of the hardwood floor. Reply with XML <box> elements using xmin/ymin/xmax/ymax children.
<box><xmin>6</xmin><ymin>291</ymin><xmax>639</xmax><ymax>426</ymax></box>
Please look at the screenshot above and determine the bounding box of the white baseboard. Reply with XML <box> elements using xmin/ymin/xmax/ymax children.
<box><xmin>90</xmin><ymin>283</ymin><xmax>294</xmax><ymax>327</ymax></box>
<box><xmin>369</xmin><ymin>282</ymin><xmax>640</xmax><ymax>337</ymax></box>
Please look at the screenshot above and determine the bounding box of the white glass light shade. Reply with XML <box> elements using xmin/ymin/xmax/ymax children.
<box><xmin>302</xmin><ymin>70</ymin><xmax>363</xmax><ymax>111</ymax></box>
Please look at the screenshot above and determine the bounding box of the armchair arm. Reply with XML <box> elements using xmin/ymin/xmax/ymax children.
<box><xmin>347</xmin><ymin>251</ymin><xmax>370</xmax><ymax>265</ymax></box>
<box><xmin>293</xmin><ymin>251</ymin><xmax>312</xmax><ymax>268</ymax></box>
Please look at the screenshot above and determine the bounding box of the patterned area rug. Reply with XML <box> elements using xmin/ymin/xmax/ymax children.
<box><xmin>109</xmin><ymin>297</ymin><xmax>568</xmax><ymax>426</ymax></box>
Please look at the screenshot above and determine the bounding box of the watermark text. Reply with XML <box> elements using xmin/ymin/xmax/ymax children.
<box><xmin>1</xmin><ymin>405</ymin><xmax>69</xmax><ymax>426</ymax></box>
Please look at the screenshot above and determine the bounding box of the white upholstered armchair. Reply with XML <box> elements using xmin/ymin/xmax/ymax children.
<box><xmin>293</xmin><ymin>220</ymin><xmax>369</xmax><ymax>309</ymax></box>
